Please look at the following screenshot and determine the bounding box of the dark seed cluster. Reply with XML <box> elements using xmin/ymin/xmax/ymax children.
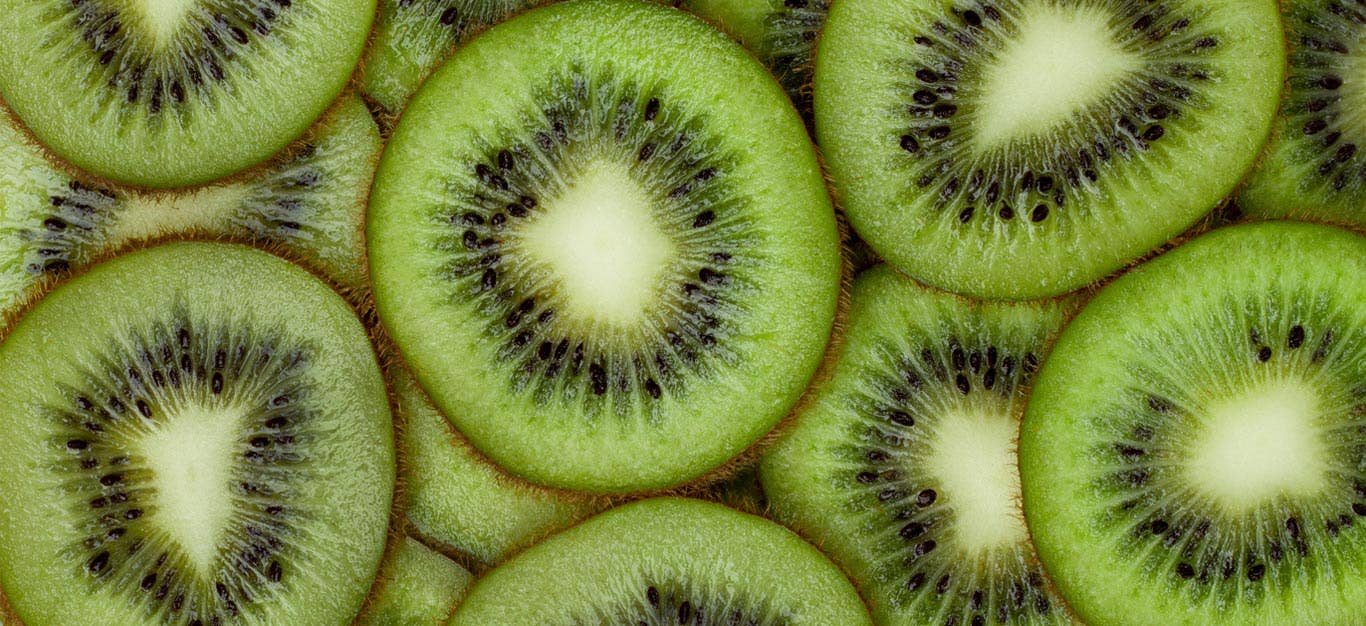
<box><xmin>390</xmin><ymin>0</ymin><xmax>530</xmax><ymax>44</ymax></box>
<box><xmin>579</xmin><ymin>580</ymin><xmax>789</xmax><ymax>626</ymax></box>
<box><xmin>1094</xmin><ymin>305</ymin><xmax>1365</xmax><ymax>605</ymax></box>
<box><xmin>839</xmin><ymin>329</ymin><xmax>1061</xmax><ymax>624</ymax></box>
<box><xmin>763</xmin><ymin>0</ymin><xmax>830</xmax><ymax>116</ymax></box>
<box><xmin>50</xmin><ymin>310</ymin><xmax>316</xmax><ymax>625</ymax></box>
<box><xmin>55</xmin><ymin>0</ymin><xmax>297</xmax><ymax>115</ymax></box>
<box><xmin>18</xmin><ymin>179</ymin><xmax>117</xmax><ymax>278</ymax></box>
<box><xmin>892</xmin><ymin>0</ymin><xmax>1220</xmax><ymax>227</ymax></box>
<box><xmin>1283</xmin><ymin>0</ymin><xmax>1366</xmax><ymax>197</ymax></box>
<box><xmin>439</xmin><ymin>69</ymin><xmax>757</xmax><ymax>418</ymax></box>
<box><xmin>231</xmin><ymin>141</ymin><xmax>334</xmax><ymax>240</ymax></box>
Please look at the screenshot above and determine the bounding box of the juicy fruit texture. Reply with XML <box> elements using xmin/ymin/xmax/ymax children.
<box><xmin>0</xmin><ymin>94</ymin><xmax>380</xmax><ymax>311</ymax></box>
<box><xmin>816</xmin><ymin>0</ymin><xmax>1285</xmax><ymax>299</ymax></box>
<box><xmin>369</xmin><ymin>0</ymin><xmax>841</xmax><ymax>493</ymax></box>
<box><xmin>361</xmin><ymin>0</ymin><xmax>537</xmax><ymax>113</ymax></box>
<box><xmin>357</xmin><ymin>537</ymin><xmax>473</xmax><ymax>626</ymax></box>
<box><xmin>0</xmin><ymin>242</ymin><xmax>394</xmax><ymax>626</ymax></box>
<box><xmin>1020</xmin><ymin>222</ymin><xmax>1366</xmax><ymax>625</ymax></box>
<box><xmin>0</xmin><ymin>0</ymin><xmax>375</xmax><ymax>188</ymax></box>
<box><xmin>447</xmin><ymin>497</ymin><xmax>873</xmax><ymax>625</ymax></box>
<box><xmin>1239</xmin><ymin>0</ymin><xmax>1366</xmax><ymax>228</ymax></box>
<box><xmin>763</xmin><ymin>266</ymin><xmax>1074</xmax><ymax>626</ymax></box>
<box><xmin>395</xmin><ymin>369</ymin><xmax>597</xmax><ymax>565</ymax></box>
<box><xmin>682</xmin><ymin>0</ymin><xmax>829</xmax><ymax>115</ymax></box>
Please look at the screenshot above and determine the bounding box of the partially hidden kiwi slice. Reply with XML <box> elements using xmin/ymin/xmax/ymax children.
<box><xmin>0</xmin><ymin>241</ymin><xmax>394</xmax><ymax>625</ymax></box>
<box><xmin>816</xmin><ymin>0</ymin><xmax>1285</xmax><ymax>299</ymax></box>
<box><xmin>681</xmin><ymin>0</ymin><xmax>829</xmax><ymax>117</ymax></box>
<box><xmin>394</xmin><ymin>368</ymin><xmax>598</xmax><ymax>565</ymax></box>
<box><xmin>1020</xmin><ymin>222</ymin><xmax>1365</xmax><ymax>624</ymax></box>
<box><xmin>357</xmin><ymin>536</ymin><xmax>473</xmax><ymax>626</ymax></box>
<box><xmin>447</xmin><ymin>497</ymin><xmax>873</xmax><ymax>625</ymax></box>
<box><xmin>1238</xmin><ymin>0</ymin><xmax>1366</xmax><ymax>228</ymax></box>
<box><xmin>360</xmin><ymin>0</ymin><xmax>538</xmax><ymax>114</ymax></box>
<box><xmin>368</xmin><ymin>0</ymin><xmax>841</xmax><ymax>493</ymax></box>
<box><xmin>0</xmin><ymin>93</ymin><xmax>380</xmax><ymax>313</ymax></box>
<box><xmin>762</xmin><ymin>265</ymin><xmax>1075</xmax><ymax>625</ymax></box>
<box><xmin>0</xmin><ymin>0</ymin><xmax>374</xmax><ymax>188</ymax></box>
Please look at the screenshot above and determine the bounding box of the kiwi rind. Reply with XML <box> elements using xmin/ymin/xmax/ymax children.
<box><xmin>447</xmin><ymin>497</ymin><xmax>873</xmax><ymax>624</ymax></box>
<box><xmin>0</xmin><ymin>241</ymin><xmax>394</xmax><ymax>626</ymax></box>
<box><xmin>368</xmin><ymin>0</ymin><xmax>841</xmax><ymax>493</ymax></box>
<box><xmin>356</xmin><ymin>536</ymin><xmax>473</xmax><ymax>626</ymax></box>
<box><xmin>0</xmin><ymin>93</ymin><xmax>380</xmax><ymax>315</ymax></box>
<box><xmin>1020</xmin><ymin>221</ymin><xmax>1366</xmax><ymax>624</ymax></box>
<box><xmin>815</xmin><ymin>0</ymin><xmax>1287</xmax><ymax>299</ymax></box>
<box><xmin>0</xmin><ymin>0</ymin><xmax>377</xmax><ymax>188</ymax></box>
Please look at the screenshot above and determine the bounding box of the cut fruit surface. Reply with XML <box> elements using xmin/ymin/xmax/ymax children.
<box><xmin>368</xmin><ymin>0</ymin><xmax>841</xmax><ymax>493</ymax></box>
<box><xmin>447</xmin><ymin>497</ymin><xmax>873</xmax><ymax>625</ymax></box>
<box><xmin>816</xmin><ymin>0</ymin><xmax>1284</xmax><ymax>298</ymax></box>
<box><xmin>0</xmin><ymin>0</ymin><xmax>375</xmax><ymax>188</ymax></box>
<box><xmin>1020</xmin><ymin>222</ymin><xmax>1366</xmax><ymax>624</ymax></box>
<box><xmin>0</xmin><ymin>242</ymin><xmax>394</xmax><ymax>626</ymax></box>
<box><xmin>762</xmin><ymin>265</ymin><xmax>1075</xmax><ymax>625</ymax></box>
<box><xmin>682</xmin><ymin>0</ymin><xmax>829</xmax><ymax>116</ymax></box>
<box><xmin>357</xmin><ymin>537</ymin><xmax>472</xmax><ymax>626</ymax></box>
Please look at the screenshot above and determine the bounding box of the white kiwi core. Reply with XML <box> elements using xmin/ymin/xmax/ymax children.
<box><xmin>926</xmin><ymin>406</ymin><xmax>1027</xmax><ymax>553</ymax></box>
<box><xmin>974</xmin><ymin>5</ymin><xmax>1141</xmax><ymax>149</ymax></box>
<box><xmin>129</xmin><ymin>0</ymin><xmax>201</xmax><ymax>47</ymax></box>
<box><xmin>139</xmin><ymin>404</ymin><xmax>246</xmax><ymax>575</ymax></box>
<box><xmin>1185</xmin><ymin>379</ymin><xmax>1330</xmax><ymax>513</ymax></box>
<box><xmin>517</xmin><ymin>159</ymin><xmax>677</xmax><ymax>330</ymax></box>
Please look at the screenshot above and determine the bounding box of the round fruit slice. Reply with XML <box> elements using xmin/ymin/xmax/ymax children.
<box><xmin>0</xmin><ymin>93</ymin><xmax>381</xmax><ymax>312</ymax></box>
<box><xmin>368</xmin><ymin>0</ymin><xmax>841</xmax><ymax>493</ymax></box>
<box><xmin>0</xmin><ymin>0</ymin><xmax>375</xmax><ymax>188</ymax></box>
<box><xmin>1020</xmin><ymin>222</ymin><xmax>1366</xmax><ymax>624</ymax></box>
<box><xmin>448</xmin><ymin>497</ymin><xmax>873</xmax><ymax>625</ymax></box>
<box><xmin>1238</xmin><ymin>0</ymin><xmax>1366</xmax><ymax>228</ymax></box>
<box><xmin>0</xmin><ymin>242</ymin><xmax>394</xmax><ymax>626</ymax></box>
<box><xmin>815</xmin><ymin>0</ymin><xmax>1284</xmax><ymax>299</ymax></box>
<box><xmin>763</xmin><ymin>265</ymin><xmax>1075</xmax><ymax>626</ymax></box>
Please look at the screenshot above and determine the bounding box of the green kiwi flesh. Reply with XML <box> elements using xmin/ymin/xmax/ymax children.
<box><xmin>681</xmin><ymin>0</ymin><xmax>829</xmax><ymax>115</ymax></box>
<box><xmin>0</xmin><ymin>242</ymin><xmax>394</xmax><ymax>625</ymax></box>
<box><xmin>394</xmin><ymin>368</ymin><xmax>598</xmax><ymax>565</ymax></box>
<box><xmin>447</xmin><ymin>497</ymin><xmax>873</xmax><ymax>625</ymax></box>
<box><xmin>368</xmin><ymin>0</ymin><xmax>841</xmax><ymax>493</ymax></box>
<box><xmin>762</xmin><ymin>265</ymin><xmax>1074</xmax><ymax>625</ymax></box>
<box><xmin>0</xmin><ymin>93</ymin><xmax>380</xmax><ymax>312</ymax></box>
<box><xmin>1020</xmin><ymin>222</ymin><xmax>1366</xmax><ymax>624</ymax></box>
<box><xmin>1237</xmin><ymin>0</ymin><xmax>1366</xmax><ymax>228</ymax></box>
<box><xmin>360</xmin><ymin>0</ymin><xmax>537</xmax><ymax>114</ymax></box>
<box><xmin>357</xmin><ymin>537</ymin><xmax>473</xmax><ymax>626</ymax></box>
<box><xmin>816</xmin><ymin>0</ymin><xmax>1285</xmax><ymax>299</ymax></box>
<box><xmin>0</xmin><ymin>0</ymin><xmax>375</xmax><ymax>188</ymax></box>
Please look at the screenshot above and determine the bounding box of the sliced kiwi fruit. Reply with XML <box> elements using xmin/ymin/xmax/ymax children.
<box><xmin>815</xmin><ymin>0</ymin><xmax>1284</xmax><ymax>299</ymax></box>
<box><xmin>0</xmin><ymin>93</ymin><xmax>380</xmax><ymax>312</ymax></box>
<box><xmin>357</xmin><ymin>536</ymin><xmax>473</xmax><ymax>626</ymax></box>
<box><xmin>1238</xmin><ymin>0</ymin><xmax>1366</xmax><ymax>228</ymax></box>
<box><xmin>0</xmin><ymin>241</ymin><xmax>394</xmax><ymax>625</ymax></box>
<box><xmin>360</xmin><ymin>0</ymin><xmax>538</xmax><ymax>114</ymax></box>
<box><xmin>368</xmin><ymin>0</ymin><xmax>841</xmax><ymax>493</ymax></box>
<box><xmin>394</xmin><ymin>368</ymin><xmax>598</xmax><ymax>565</ymax></box>
<box><xmin>762</xmin><ymin>265</ymin><xmax>1074</xmax><ymax>625</ymax></box>
<box><xmin>448</xmin><ymin>497</ymin><xmax>873</xmax><ymax>624</ymax></box>
<box><xmin>0</xmin><ymin>0</ymin><xmax>375</xmax><ymax>188</ymax></box>
<box><xmin>1020</xmin><ymin>222</ymin><xmax>1365</xmax><ymax>624</ymax></box>
<box><xmin>680</xmin><ymin>0</ymin><xmax>828</xmax><ymax>117</ymax></box>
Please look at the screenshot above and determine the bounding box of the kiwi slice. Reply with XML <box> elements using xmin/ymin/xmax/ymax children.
<box><xmin>358</xmin><ymin>537</ymin><xmax>473</xmax><ymax>626</ymax></box>
<box><xmin>448</xmin><ymin>497</ymin><xmax>872</xmax><ymax>624</ymax></box>
<box><xmin>1238</xmin><ymin>0</ymin><xmax>1366</xmax><ymax>228</ymax></box>
<box><xmin>680</xmin><ymin>0</ymin><xmax>828</xmax><ymax>117</ymax></box>
<box><xmin>0</xmin><ymin>93</ymin><xmax>380</xmax><ymax>312</ymax></box>
<box><xmin>360</xmin><ymin>0</ymin><xmax>538</xmax><ymax>114</ymax></box>
<box><xmin>762</xmin><ymin>265</ymin><xmax>1074</xmax><ymax>625</ymax></box>
<box><xmin>0</xmin><ymin>0</ymin><xmax>374</xmax><ymax>188</ymax></box>
<box><xmin>368</xmin><ymin>0</ymin><xmax>841</xmax><ymax>493</ymax></box>
<box><xmin>1020</xmin><ymin>222</ymin><xmax>1365</xmax><ymax>623</ymax></box>
<box><xmin>0</xmin><ymin>241</ymin><xmax>393</xmax><ymax>625</ymax></box>
<box><xmin>394</xmin><ymin>368</ymin><xmax>598</xmax><ymax>565</ymax></box>
<box><xmin>816</xmin><ymin>0</ymin><xmax>1284</xmax><ymax>299</ymax></box>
